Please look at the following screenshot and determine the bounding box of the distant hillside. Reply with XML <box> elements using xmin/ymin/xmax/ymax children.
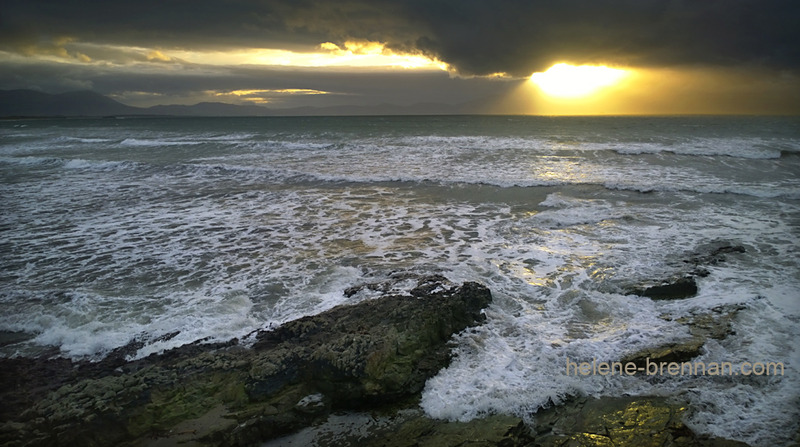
<box><xmin>0</xmin><ymin>90</ymin><xmax>141</xmax><ymax>117</ymax></box>
<box><xmin>0</xmin><ymin>89</ymin><xmax>485</xmax><ymax>117</ymax></box>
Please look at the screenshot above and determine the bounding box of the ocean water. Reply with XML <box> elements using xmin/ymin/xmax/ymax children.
<box><xmin>1</xmin><ymin>115</ymin><xmax>798</xmax><ymax>445</ymax></box>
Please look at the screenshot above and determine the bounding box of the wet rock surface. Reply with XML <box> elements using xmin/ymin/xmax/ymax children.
<box><xmin>0</xmin><ymin>275</ymin><xmax>491</xmax><ymax>446</ymax></box>
<box><xmin>625</xmin><ymin>241</ymin><xmax>746</xmax><ymax>300</ymax></box>
<box><xmin>632</xmin><ymin>276</ymin><xmax>699</xmax><ymax>300</ymax></box>
<box><xmin>264</xmin><ymin>396</ymin><xmax>751</xmax><ymax>447</ymax></box>
<box><xmin>611</xmin><ymin>241</ymin><xmax>748</xmax><ymax>369</ymax></box>
<box><xmin>622</xmin><ymin>303</ymin><xmax>744</xmax><ymax>367</ymax></box>
<box><xmin>527</xmin><ymin>396</ymin><xmax>751</xmax><ymax>447</ymax></box>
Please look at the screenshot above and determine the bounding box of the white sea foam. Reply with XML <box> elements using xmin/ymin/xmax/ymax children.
<box><xmin>62</xmin><ymin>136</ymin><xmax>114</xmax><ymax>144</ymax></box>
<box><xmin>0</xmin><ymin>156</ymin><xmax>63</xmax><ymax>166</ymax></box>
<box><xmin>120</xmin><ymin>138</ymin><xmax>203</xmax><ymax>147</ymax></box>
<box><xmin>203</xmin><ymin>132</ymin><xmax>256</xmax><ymax>141</ymax></box>
<box><xmin>62</xmin><ymin>158</ymin><xmax>143</xmax><ymax>171</ymax></box>
<box><xmin>608</xmin><ymin>138</ymin><xmax>785</xmax><ymax>159</ymax></box>
<box><xmin>416</xmin><ymin>185</ymin><xmax>800</xmax><ymax>446</ymax></box>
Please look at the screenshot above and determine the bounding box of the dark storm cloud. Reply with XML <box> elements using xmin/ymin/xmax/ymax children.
<box><xmin>1</xmin><ymin>0</ymin><xmax>798</xmax><ymax>76</ymax></box>
<box><xmin>401</xmin><ymin>0</ymin><xmax>800</xmax><ymax>75</ymax></box>
<box><xmin>0</xmin><ymin>0</ymin><xmax>324</xmax><ymax>52</ymax></box>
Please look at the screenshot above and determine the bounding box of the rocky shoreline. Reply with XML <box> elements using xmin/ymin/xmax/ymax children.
<box><xmin>262</xmin><ymin>395</ymin><xmax>751</xmax><ymax>447</ymax></box>
<box><xmin>1</xmin><ymin>275</ymin><xmax>493</xmax><ymax>446</ymax></box>
<box><xmin>0</xmin><ymin>252</ymin><xmax>766</xmax><ymax>446</ymax></box>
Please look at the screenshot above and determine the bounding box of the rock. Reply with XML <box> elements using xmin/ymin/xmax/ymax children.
<box><xmin>248</xmin><ymin>277</ymin><xmax>490</xmax><ymax>405</ymax></box>
<box><xmin>684</xmin><ymin>243</ymin><xmax>747</xmax><ymax>274</ymax></box>
<box><xmin>625</xmin><ymin>241</ymin><xmax>746</xmax><ymax>300</ymax></box>
<box><xmin>622</xmin><ymin>303</ymin><xmax>745</xmax><ymax>368</ymax></box>
<box><xmin>530</xmin><ymin>396</ymin><xmax>750</xmax><ymax>447</ymax></box>
<box><xmin>263</xmin><ymin>405</ymin><xmax>534</xmax><ymax>447</ymax></box>
<box><xmin>266</xmin><ymin>396</ymin><xmax>752</xmax><ymax>447</ymax></box>
<box><xmin>294</xmin><ymin>393</ymin><xmax>329</xmax><ymax>415</ymax></box>
<box><xmin>676</xmin><ymin>304</ymin><xmax>744</xmax><ymax>340</ymax></box>
<box><xmin>622</xmin><ymin>337</ymin><xmax>706</xmax><ymax>367</ymax></box>
<box><xmin>632</xmin><ymin>276</ymin><xmax>698</xmax><ymax>300</ymax></box>
<box><xmin>0</xmin><ymin>275</ymin><xmax>492</xmax><ymax>447</ymax></box>
<box><xmin>0</xmin><ymin>330</ymin><xmax>36</xmax><ymax>348</ymax></box>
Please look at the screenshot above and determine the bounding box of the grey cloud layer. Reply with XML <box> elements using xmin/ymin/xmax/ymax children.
<box><xmin>0</xmin><ymin>59</ymin><xmax>514</xmax><ymax>108</ymax></box>
<box><xmin>2</xmin><ymin>0</ymin><xmax>798</xmax><ymax>76</ymax></box>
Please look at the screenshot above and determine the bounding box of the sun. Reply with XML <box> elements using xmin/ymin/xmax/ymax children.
<box><xmin>530</xmin><ymin>63</ymin><xmax>628</xmax><ymax>98</ymax></box>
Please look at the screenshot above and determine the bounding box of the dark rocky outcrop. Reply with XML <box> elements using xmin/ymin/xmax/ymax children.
<box><xmin>0</xmin><ymin>276</ymin><xmax>492</xmax><ymax>447</ymax></box>
<box><xmin>264</xmin><ymin>396</ymin><xmax>750</xmax><ymax>447</ymax></box>
<box><xmin>622</xmin><ymin>303</ymin><xmax>744</xmax><ymax>368</ymax></box>
<box><xmin>630</xmin><ymin>276</ymin><xmax>699</xmax><ymax>300</ymax></box>
<box><xmin>248</xmin><ymin>276</ymin><xmax>491</xmax><ymax>407</ymax></box>
<box><xmin>619</xmin><ymin>241</ymin><xmax>748</xmax><ymax>368</ymax></box>
<box><xmin>625</xmin><ymin>242</ymin><xmax>746</xmax><ymax>300</ymax></box>
<box><xmin>683</xmin><ymin>243</ymin><xmax>747</xmax><ymax>277</ymax></box>
<box><xmin>526</xmin><ymin>396</ymin><xmax>750</xmax><ymax>447</ymax></box>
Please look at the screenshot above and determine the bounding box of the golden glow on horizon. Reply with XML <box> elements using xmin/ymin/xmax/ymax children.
<box><xmin>169</xmin><ymin>40</ymin><xmax>448</xmax><ymax>70</ymax></box>
<box><xmin>530</xmin><ymin>63</ymin><xmax>628</xmax><ymax>98</ymax></box>
<box><xmin>206</xmin><ymin>88</ymin><xmax>334</xmax><ymax>104</ymax></box>
<box><xmin>222</xmin><ymin>88</ymin><xmax>330</xmax><ymax>96</ymax></box>
<box><xmin>8</xmin><ymin>37</ymin><xmax>449</xmax><ymax>71</ymax></box>
<box><xmin>494</xmin><ymin>64</ymin><xmax>800</xmax><ymax>115</ymax></box>
<box><xmin>496</xmin><ymin>64</ymin><xmax>638</xmax><ymax>115</ymax></box>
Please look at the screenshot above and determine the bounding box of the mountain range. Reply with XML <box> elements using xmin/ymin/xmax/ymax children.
<box><xmin>0</xmin><ymin>89</ymin><xmax>481</xmax><ymax>118</ymax></box>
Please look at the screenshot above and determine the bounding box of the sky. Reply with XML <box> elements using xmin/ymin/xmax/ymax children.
<box><xmin>1</xmin><ymin>0</ymin><xmax>799</xmax><ymax>115</ymax></box>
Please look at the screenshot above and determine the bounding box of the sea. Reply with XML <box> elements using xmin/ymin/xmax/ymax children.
<box><xmin>1</xmin><ymin>115</ymin><xmax>798</xmax><ymax>445</ymax></box>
